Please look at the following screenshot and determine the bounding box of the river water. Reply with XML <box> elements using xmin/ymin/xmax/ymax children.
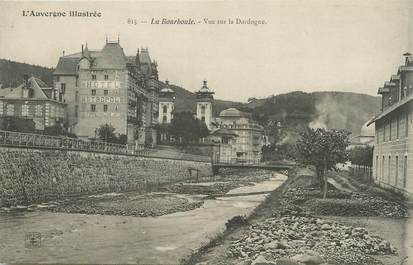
<box><xmin>0</xmin><ymin>173</ymin><xmax>287</xmax><ymax>264</ymax></box>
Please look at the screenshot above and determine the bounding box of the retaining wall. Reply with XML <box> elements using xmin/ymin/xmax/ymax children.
<box><xmin>0</xmin><ymin>147</ymin><xmax>212</xmax><ymax>207</ymax></box>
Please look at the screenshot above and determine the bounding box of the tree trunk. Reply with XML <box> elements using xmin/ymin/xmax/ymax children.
<box><xmin>323</xmin><ymin>157</ymin><xmax>328</xmax><ymax>199</ymax></box>
<box><xmin>316</xmin><ymin>167</ymin><xmax>324</xmax><ymax>191</ymax></box>
<box><xmin>323</xmin><ymin>173</ymin><xmax>327</xmax><ymax>199</ymax></box>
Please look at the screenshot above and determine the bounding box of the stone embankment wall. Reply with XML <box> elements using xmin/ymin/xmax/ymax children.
<box><xmin>0</xmin><ymin>147</ymin><xmax>212</xmax><ymax>207</ymax></box>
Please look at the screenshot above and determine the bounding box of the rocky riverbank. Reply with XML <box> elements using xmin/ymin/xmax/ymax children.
<box><xmin>183</xmin><ymin>168</ymin><xmax>408</xmax><ymax>265</ymax></box>
<box><xmin>228</xmin><ymin>214</ymin><xmax>395</xmax><ymax>265</ymax></box>
<box><xmin>48</xmin><ymin>192</ymin><xmax>205</xmax><ymax>217</ymax></box>
<box><xmin>0</xmin><ymin>192</ymin><xmax>205</xmax><ymax>217</ymax></box>
<box><xmin>166</xmin><ymin>169</ymin><xmax>273</xmax><ymax>196</ymax></box>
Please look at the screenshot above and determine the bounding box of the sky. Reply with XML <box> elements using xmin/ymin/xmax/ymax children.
<box><xmin>0</xmin><ymin>0</ymin><xmax>411</xmax><ymax>102</ymax></box>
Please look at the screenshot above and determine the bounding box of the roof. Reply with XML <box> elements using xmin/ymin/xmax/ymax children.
<box><xmin>384</xmin><ymin>81</ymin><xmax>396</xmax><ymax>87</ymax></box>
<box><xmin>219</xmin><ymin>108</ymin><xmax>251</xmax><ymax>118</ymax></box>
<box><xmin>360</xmin><ymin>120</ymin><xmax>375</xmax><ymax>136</ymax></box>
<box><xmin>198</xmin><ymin>80</ymin><xmax>213</xmax><ymax>93</ymax></box>
<box><xmin>4</xmin><ymin>77</ymin><xmax>49</xmax><ymax>100</ymax></box>
<box><xmin>94</xmin><ymin>42</ymin><xmax>127</xmax><ymax>69</ymax></box>
<box><xmin>0</xmin><ymin>88</ymin><xmax>13</xmax><ymax>97</ymax></box>
<box><xmin>53</xmin><ymin>57</ymin><xmax>79</xmax><ymax>75</ymax></box>
<box><xmin>160</xmin><ymin>81</ymin><xmax>175</xmax><ymax>94</ymax></box>
<box><xmin>33</xmin><ymin>77</ymin><xmax>50</xmax><ymax>88</ymax></box>
<box><xmin>368</xmin><ymin>93</ymin><xmax>413</xmax><ymax>125</ymax></box>
<box><xmin>139</xmin><ymin>48</ymin><xmax>152</xmax><ymax>64</ymax></box>
<box><xmin>211</xmin><ymin>128</ymin><xmax>238</xmax><ymax>137</ymax></box>
<box><xmin>398</xmin><ymin>65</ymin><xmax>413</xmax><ymax>72</ymax></box>
<box><xmin>391</xmin><ymin>74</ymin><xmax>400</xmax><ymax>81</ymax></box>
<box><xmin>378</xmin><ymin>87</ymin><xmax>390</xmax><ymax>94</ymax></box>
<box><xmin>54</xmin><ymin>42</ymin><xmax>130</xmax><ymax>75</ymax></box>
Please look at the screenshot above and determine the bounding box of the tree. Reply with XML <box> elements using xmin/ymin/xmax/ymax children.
<box><xmin>169</xmin><ymin>111</ymin><xmax>210</xmax><ymax>143</ymax></box>
<box><xmin>96</xmin><ymin>124</ymin><xmax>117</xmax><ymax>143</ymax></box>
<box><xmin>349</xmin><ymin>146</ymin><xmax>373</xmax><ymax>168</ymax></box>
<box><xmin>296</xmin><ymin>128</ymin><xmax>350</xmax><ymax>198</ymax></box>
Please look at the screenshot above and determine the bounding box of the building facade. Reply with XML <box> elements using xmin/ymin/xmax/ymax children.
<box><xmin>0</xmin><ymin>76</ymin><xmax>66</xmax><ymax>131</ymax></box>
<box><xmin>371</xmin><ymin>53</ymin><xmax>413</xmax><ymax>196</ymax></box>
<box><xmin>53</xmin><ymin>41</ymin><xmax>160</xmax><ymax>147</ymax></box>
<box><xmin>158</xmin><ymin>80</ymin><xmax>175</xmax><ymax>124</ymax></box>
<box><xmin>196</xmin><ymin>81</ymin><xmax>214</xmax><ymax>130</ymax></box>
<box><xmin>215</xmin><ymin>108</ymin><xmax>264</xmax><ymax>164</ymax></box>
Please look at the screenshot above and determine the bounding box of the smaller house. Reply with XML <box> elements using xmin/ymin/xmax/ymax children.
<box><xmin>0</xmin><ymin>76</ymin><xmax>66</xmax><ymax>131</ymax></box>
<box><xmin>214</xmin><ymin>108</ymin><xmax>265</xmax><ymax>164</ymax></box>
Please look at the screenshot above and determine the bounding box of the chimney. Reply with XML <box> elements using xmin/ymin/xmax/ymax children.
<box><xmin>22</xmin><ymin>75</ymin><xmax>29</xmax><ymax>98</ymax></box>
<box><xmin>404</xmin><ymin>52</ymin><xmax>412</xmax><ymax>65</ymax></box>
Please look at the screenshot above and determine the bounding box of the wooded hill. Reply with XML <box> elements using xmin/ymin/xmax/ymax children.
<box><xmin>0</xmin><ymin>59</ymin><xmax>381</xmax><ymax>136</ymax></box>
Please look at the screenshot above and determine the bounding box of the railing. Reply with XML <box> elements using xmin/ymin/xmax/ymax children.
<box><xmin>0</xmin><ymin>130</ymin><xmax>142</xmax><ymax>155</ymax></box>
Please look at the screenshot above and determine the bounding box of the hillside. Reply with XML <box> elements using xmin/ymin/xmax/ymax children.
<box><xmin>0</xmin><ymin>59</ymin><xmax>381</xmax><ymax>136</ymax></box>
<box><xmin>169</xmin><ymin>83</ymin><xmax>243</xmax><ymax>116</ymax></box>
<box><xmin>0</xmin><ymin>59</ymin><xmax>53</xmax><ymax>88</ymax></box>
<box><xmin>244</xmin><ymin>91</ymin><xmax>381</xmax><ymax>136</ymax></box>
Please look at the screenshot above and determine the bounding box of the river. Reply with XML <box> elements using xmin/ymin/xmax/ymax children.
<box><xmin>0</xmin><ymin>173</ymin><xmax>287</xmax><ymax>264</ymax></box>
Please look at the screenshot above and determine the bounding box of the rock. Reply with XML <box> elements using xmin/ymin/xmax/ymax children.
<box><xmin>275</xmin><ymin>258</ymin><xmax>303</xmax><ymax>265</ymax></box>
<box><xmin>291</xmin><ymin>251</ymin><xmax>325</xmax><ymax>265</ymax></box>
<box><xmin>321</xmin><ymin>224</ymin><xmax>331</xmax><ymax>230</ymax></box>
<box><xmin>277</xmin><ymin>240</ymin><xmax>291</xmax><ymax>249</ymax></box>
<box><xmin>264</xmin><ymin>241</ymin><xmax>279</xmax><ymax>250</ymax></box>
<box><xmin>251</xmin><ymin>255</ymin><xmax>276</xmax><ymax>265</ymax></box>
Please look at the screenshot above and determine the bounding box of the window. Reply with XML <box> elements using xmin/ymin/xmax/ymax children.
<box><xmin>91</xmin><ymin>104</ymin><xmax>96</xmax><ymax>112</ymax></box>
<box><xmin>201</xmin><ymin>105</ymin><xmax>206</xmax><ymax>114</ymax></box>
<box><xmin>375</xmin><ymin>156</ymin><xmax>379</xmax><ymax>179</ymax></box>
<box><xmin>388</xmin><ymin>156</ymin><xmax>391</xmax><ymax>183</ymax></box>
<box><xmin>92</xmin><ymin>74</ymin><xmax>96</xmax><ymax>80</ymax></box>
<box><xmin>91</xmin><ymin>89</ymin><xmax>96</xmax><ymax>96</ymax></box>
<box><xmin>56</xmin><ymin>76</ymin><xmax>60</xmax><ymax>82</ymax></box>
<box><xmin>21</xmin><ymin>105</ymin><xmax>29</xmax><ymax>116</ymax></box>
<box><xmin>403</xmin><ymin>156</ymin><xmax>408</xmax><ymax>187</ymax></box>
<box><xmin>75</xmin><ymin>91</ymin><xmax>79</xmax><ymax>101</ymax></box>
<box><xmin>397</xmin><ymin>116</ymin><xmax>400</xmax><ymax>139</ymax></box>
<box><xmin>162</xmin><ymin>116</ymin><xmax>167</xmax><ymax>123</ymax></box>
<box><xmin>6</xmin><ymin>104</ymin><xmax>14</xmax><ymax>116</ymax></box>
<box><xmin>395</xmin><ymin>156</ymin><xmax>399</xmax><ymax>186</ymax></box>
<box><xmin>104</xmin><ymin>90</ymin><xmax>108</xmax><ymax>96</ymax></box>
<box><xmin>103</xmin><ymin>104</ymin><xmax>108</xmax><ymax>112</ymax></box>
<box><xmin>406</xmin><ymin>113</ymin><xmax>409</xmax><ymax>137</ymax></box>
<box><xmin>163</xmin><ymin>105</ymin><xmax>167</xmax><ymax>113</ymax></box>
<box><xmin>381</xmin><ymin>156</ymin><xmax>385</xmax><ymax>181</ymax></box>
<box><xmin>389</xmin><ymin>119</ymin><xmax>392</xmax><ymax>141</ymax></box>
<box><xmin>75</xmin><ymin>105</ymin><xmax>78</xmax><ymax>118</ymax></box>
<box><xmin>35</xmin><ymin>105</ymin><xmax>42</xmax><ymax>116</ymax></box>
<box><xmin>104</xmin><ymin>74</ymin><xmax>109</xmax><ymax>80</ymax></box>
<box><xmin>201</xmin><ymin>116</ymin><xmax>205</xmax><ymax>122</ymax></box>
<box><xmin>60</xmin><ymin>83</ymin><xmax>66</xmax><ymax>94</ymax></box>
<box><xmin>115</xmin><ymin>105</ymin><xmax>118</xmax><ymax>111</ymax></box>
<box><xmin>383</xmin><ymin>123</ymin><xmax>386</xmax><ymax>142</ymax></box>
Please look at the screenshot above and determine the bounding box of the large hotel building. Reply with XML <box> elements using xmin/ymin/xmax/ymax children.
<box><xmin>371</xmin><ymin>53</ymin><xmax>413</xmax><ymax>196</ymax></box>
<box><xmin>53</xmin><ymin>40</ymin><xmax>160</xmax><ymax>147</ymax></box>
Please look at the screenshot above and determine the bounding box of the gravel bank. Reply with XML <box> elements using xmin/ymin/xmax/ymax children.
<box><xmin>228</xmin><ymin>214</ymin><xmax>395</xmax><ymax>265</ymax></box>
<box><xmin>48</xmin><ymin>192</ymin><xmax>204</xmax><ymax>217</ymax></box>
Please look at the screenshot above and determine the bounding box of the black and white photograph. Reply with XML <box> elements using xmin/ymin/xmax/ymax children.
<box><xmin>0</xmin><ymin>1</ymin><xmax>412</xmax><ymax>264</ymax></box>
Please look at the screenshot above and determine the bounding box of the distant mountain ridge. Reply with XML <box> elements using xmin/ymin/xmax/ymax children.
<box><xmin>0</xmin><ymin>58</ymin><xmax>381</xmax><ymax>135</ymax></box>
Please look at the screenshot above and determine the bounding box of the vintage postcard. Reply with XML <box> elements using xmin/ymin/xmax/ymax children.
<box><xmin>0</xmin><ymin>0</ymin><xmax>412</xmax><ymax>264</ymax></box>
